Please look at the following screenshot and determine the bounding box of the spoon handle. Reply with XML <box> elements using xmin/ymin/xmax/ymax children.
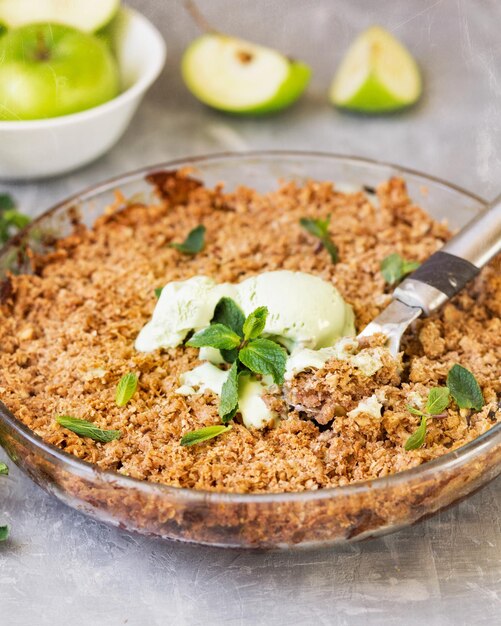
<box><xmin>393</xmin><ymin>198</ymin><xmax>501</xmax><ymax>315</ymax></box>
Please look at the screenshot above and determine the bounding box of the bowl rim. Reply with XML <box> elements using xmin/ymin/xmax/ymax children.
<box><xmin>0</xmin><ymin>7</ymin><xmax>166</xmax><ymax>130</ymax></box>
<box><xmin>1</xmin><ymin>149</ymin><xmax>499</xmax><ymax>505</ymax></box>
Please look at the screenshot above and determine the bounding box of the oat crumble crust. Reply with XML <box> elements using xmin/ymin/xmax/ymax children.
<box><xmin>0</xmin><ymin>172</ymin><xmax>499</xmax><ymax>494</ymax></box>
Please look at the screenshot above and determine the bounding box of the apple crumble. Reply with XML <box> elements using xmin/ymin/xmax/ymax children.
<box><xmin>0</xmin><ymin>171</ymin><xmax>499</xmax><ymax>494</ymax></box>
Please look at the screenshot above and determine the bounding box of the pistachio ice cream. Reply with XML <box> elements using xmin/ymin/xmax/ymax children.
<box><xmin>135</xmin><ymin>270</ymin><xmax>355</xmax><ymax>352</ymax></box>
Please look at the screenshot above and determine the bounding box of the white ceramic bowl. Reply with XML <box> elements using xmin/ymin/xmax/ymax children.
<box><xmin>0</xmin><ymin>7</ymin><xmax>166</xmax><ymax>180</ymax></box>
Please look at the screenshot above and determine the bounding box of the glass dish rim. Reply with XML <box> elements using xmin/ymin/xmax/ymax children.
<box><xmin>1</xmin><ymin>149</ymin><xmax>498</xmax><ymax>506</ymax></box>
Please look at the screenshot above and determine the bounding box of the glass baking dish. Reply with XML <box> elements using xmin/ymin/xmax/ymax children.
<box><xmin>1</xmin><ymin>151</ymin><xmax>500</xmax><ymax>549</ymax></box>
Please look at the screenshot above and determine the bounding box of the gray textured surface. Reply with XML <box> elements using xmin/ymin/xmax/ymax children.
<box><xmin>1</xmin><ymin>1</ymin><xmax>501</xmax><ymax>624</ymax></box>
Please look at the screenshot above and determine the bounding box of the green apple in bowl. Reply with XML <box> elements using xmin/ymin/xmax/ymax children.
<box><xmin>0</xmin><ymin>23</ymin><xmax>120</xmax><ymax>120</ymax></box>
<box><xmin>0</xmin><ymin>0</ymin><xmax>119</xmax><ymax>32</ymax></box>
<box><xmin>182</xmin><ymin>33</ymin><xmax>311</xmax><ymax>115</ymax></box>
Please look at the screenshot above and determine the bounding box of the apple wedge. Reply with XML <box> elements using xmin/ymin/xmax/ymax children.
<box><xmin>329</xmin><ymin>26</ymin><xmax>421</xmax><ymax>113</ymax></box>
<box><xmin>182</xmin><ymin>34</ymin><xmax>311</xmax><ymax>115</ymax></box>
<box><xmin>0</xmin><ymin>0</ymin><xmax>120</xmax><ymax>32</ymax></box>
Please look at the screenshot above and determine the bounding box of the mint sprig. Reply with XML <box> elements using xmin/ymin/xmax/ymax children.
<box><xmin>447</xmin><ymin>364</ymin><xmax>484</xmax><ymax>411</ymax></box>
<box><xmin>115</xmin><ymin>373</ymin><xmax>138</xmax><ymax>407</ymax></box>
<box><xmin>56</xmin><ymin>416</ymin><xmax>121</xmax><ymax>443</ymax></box>
<box><xmin>186</xmin><ymin>304</ymin><xmax>287</xmax><ymax>383</ymax></box>
<box><xmin>405</xmin><ymin>387</ymin><xmax>450</xmax><ymax>450</ymax></box>
<box><xmin>300</xmin><ymin>215</ymin><xmax>339</xmax><ymax>263</ymax></box>
<box><xmin>180</xmin><ymin>299</ymin><xmax>287</xmax><ymax>445</ymax></box>
<box><xmin>169</xmin><ymin>224</ymin><xmax>205</xmax><ymax>255</ymax></box>
<box><xmin>380</xmin><ymin>253</ymin><xmax>420</xmax><ymax>285</ymax></box>
<box><xmin>405</xmin><ymin>365</ymin><xmax>485</xmax><ymax>451</ymax></box>
<box><xmin>0</xmin><ymin>462</ymin><xmax>8</xmax><ymax>476</ymax></box>
<box><xmin>181</xmin><ymin>424</ymin><xmax>232</xmax><ymax>447</ymax></box>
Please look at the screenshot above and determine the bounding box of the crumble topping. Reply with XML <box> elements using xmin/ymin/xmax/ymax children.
<box><xmin>0</xmin><ymin>172</ymin><xmax>499</xmax><ymax>493</ymax></box>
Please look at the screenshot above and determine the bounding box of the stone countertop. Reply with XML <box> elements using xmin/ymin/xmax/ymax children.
<box><xmin>1</xmin><ymin>1</ymin><xmax>500</xmax><ymax>624</ymax></box>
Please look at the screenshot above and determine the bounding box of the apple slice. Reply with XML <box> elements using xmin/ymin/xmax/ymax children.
<box><xmin>182</xmin><ymin>34</ymin><xmax>311</xmax><ymax>115</ymax></box>
<box><xmin>0</xmin><ymin>0</ymin><xmax>120</xmax><ymax>32</ymax></box>
<box><xmin>329</xmin><ymin>26</ymin><xmax>421</xmax><ymax>113</ymax></box>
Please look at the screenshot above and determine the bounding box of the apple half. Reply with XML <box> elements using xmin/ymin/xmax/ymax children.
<box><xmin>182</xmin><ymin>34</ymin><xmax>311</xmax><ymax>115</ymax></box>
<box><xmin>329</xmin><ymin>26</ymin><xmax>421</xmax><ymax>113</ymax></box>
<box><xmin>0</xmin><ymin>0</ymin><xmax>120</xmax><ymax>32</ymax></box>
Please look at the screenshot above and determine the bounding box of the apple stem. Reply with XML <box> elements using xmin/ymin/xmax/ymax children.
<box><xmin>184</xmin><ymin>0</ymin><xmax>217</xmax><ymax>34</ymax></box>
<box><xmin>35</xmin><ymin>30</ymin><xmax>50</xmax><ymax>62</ymax></box>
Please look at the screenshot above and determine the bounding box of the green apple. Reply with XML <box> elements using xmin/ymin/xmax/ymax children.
<box><xmin>329</xmin><ymin>26</ymin><xmax>421</xmax><ymax>113</ymax></box>
<box><xmin>0</xmin><ymin>0</ymin><xmax>120</xmax><ymax>32</ymax></box>
<box><xmin>182</xmin><ymin>34</ymin><xmax>311</xmax><ymax>115</ymax></box>
<box><xmin>0</xmin><ymin>23</ymin><xmax>120</xmax><ymax>120</ymax></box>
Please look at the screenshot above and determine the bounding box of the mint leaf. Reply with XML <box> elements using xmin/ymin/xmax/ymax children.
<box><xmin>154</xmin><ymin>287</ymin><xmax>163</xmax><ymax>298</ymax></box>
<box><xmin>180</xmin><ymin>424</ymin><xmax>232</xmax><ymax>447</ymax></box>
<box><xmin>212</xmin><ymin>297</ymin><xmax>245</xmax><ymax>337</ymax></box>
<box><xmin>447</xmin><ymin>364</ymin><xmax>484</xmax><ymax>411</ymax></box>
<box><xmin>402</xmin><ymin>259</ymin><xmax>421</xmax><ymax>275</ymax></box>
<box><xmin>425</xmin><ymin>387</ymin><xmax>450</xmax><ymax>415</ymax></box>
<box><xmin>381</xmin><ymin>253</ymin><xmax>405</xmax><ymax>284</ymax></box>
<box><xmin>0</xmin><ymin>462</ymin><xmax>8</xmax><ymax>475</ymax></box>
<box><xmin>380</xmin><ymin>253</ymin><xmax>420</xmax><ymax>285</ymax></box>
<box><xmin>300</xmin><ymin>216</ymin><xmax>330</xmax><ymax>239</ymax></box>
<box><xmin>56</xmin><ymin>416</ymin><xmax>121</xmax><ymax>443</ymax></box>
<box><xmin>219</xmin><ymin>361</ymin><xmax>239</xmax><ymax>422</ymax></box>
<box><xmin>300</xmin><ymin>215</ymin><xmax>339</xmax><ymax>264</ymax></box>
<box><xmin>2</xmin><ymin>210</ymin><xmax>30</xmax><ymax>230</ymax></box>
<box><xmin>0</xmin><ymin>193</ymin><xmax>31</xmax><ymax>244</ymax></box>
<box><xmin>243</xmin><ymin>306</ymin><xmax>268</xmax><ymax>341</ymax></box>
<box><xmin>238</xmin><ymin>338</ymin><xmax>287</xmax><ymax>385</ymax></box>
<box><xmin>220</xmin><ymin>347</ymin><xmax>239</xmax><ymax>364</ymax></box>
<box><xmin>0</xmin><ymin>193</ymin><xmax>15</xmax><ymax>212</ymax></box>
<box><xmin>186</xmin><ymin>324</ymin><xmax>241</xmax><ymax>350</ymax></box>
<box><xmin>321</xmin><ymin>237</ymin><xmax>339</xmax><ymax>263</ymax></box>
<box><xmin>169</xmin><ymin>224</ymin><xmax>205</xmax><ymax>254</ymax></box>
<box><xmin>115</xmin><ymin>373</ymin><xmax>138</xmax><ymax>407</ymax></box>
<box><xmin>405</xmin><ymin>415</ymin><xmax>427</xmax><ymax>451</ymax></box>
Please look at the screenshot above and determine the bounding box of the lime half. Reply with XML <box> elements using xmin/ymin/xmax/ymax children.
<box><xmin>330</xmin><ymin>26</ymin><xmax>421</xmax><ymax>113</ymax></box>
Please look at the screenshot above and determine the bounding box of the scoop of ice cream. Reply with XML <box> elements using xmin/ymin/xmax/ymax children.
<box><xmin>135</xmin><ymin>276</ymin><xmax>236</xmax><ymax>351</ymax></box>
<box><xmin>136</xmin><ymin>271</ymin><xmax>354</xmax><ymax>352</ymax></box>
<box><xmin>236</xmin><ymin>271</ymin><xmax>354</xmax><ymax>350</ymax></box>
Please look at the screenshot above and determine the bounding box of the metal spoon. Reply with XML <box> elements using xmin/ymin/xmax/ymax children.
<box><xmin>358</xmin><ymin>197</ymin><xmax>501</xmax><ymax>355</ymax></box>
